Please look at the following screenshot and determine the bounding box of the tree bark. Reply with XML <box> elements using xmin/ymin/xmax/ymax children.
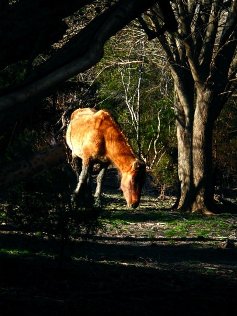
<box><xmin>176</xmin><ymin>85</ymin><xmax>216</xmax><ymax>214</ymax></box>
<box><xmin>176</xmin><ymin>98</ymin><xmax>193</xmax><ymax>211</ymax></box>
<box><xmin>147</xmin><ymin>1</ymin><xmax>237</xmax><ymax>214</ymax></box>
<box><xmin>191</xmin><ymin>88</ymin><xmax>215</xmax><ymax>214</ymax></box>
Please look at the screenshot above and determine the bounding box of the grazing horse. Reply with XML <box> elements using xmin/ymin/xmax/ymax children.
<box><xmin>66</xmin><ymin>108</ymin><xmax>146</xmax><ymax>208</ymax></box>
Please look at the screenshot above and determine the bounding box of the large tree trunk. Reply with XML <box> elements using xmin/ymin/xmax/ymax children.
<box><xmin>173</xmin><ymin>79</ymin><xmax>194</xmax><ymax>212</ymax></box>
<box><xmin>176</xmin><ymin>86</ymin><xmax>215</xmax><ymax>214</ymax></box>
<box><xmin>147</xmin><ymin>0</ymin><xmax>237</xmax><ymax>214</ymax></box>
<box><xmin>192</xmin><ymin>88</ymin><xmax>215</xmax><ymax>214</ymax></box>
<box><xmin>176</xmin><ymin>103</ymin><xmax>193</xmax><ymax>211</ymax></box>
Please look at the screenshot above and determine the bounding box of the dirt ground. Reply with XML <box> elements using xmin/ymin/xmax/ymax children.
<box><xmin>1</xmin><ymin>184</ymin><xmax>237</xmax><ymax>316</ymax></box>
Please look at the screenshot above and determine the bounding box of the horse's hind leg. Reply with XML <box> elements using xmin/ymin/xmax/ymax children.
<box><xmin>71</xmin><ymin>156</ymin><xmax>82</xmax><ymax>182</ymax></box>
<box><xmin>71</xmin><ymin>156</ymin><xmax>82</xmax><ymax>204</ymax></box>
<box><xmin>94</xmin><ymin>164</ymin><xmax>108</xmax><ymax>208</ymax></box>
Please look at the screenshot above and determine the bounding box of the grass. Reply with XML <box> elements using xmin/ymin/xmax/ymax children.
<box><xmin>97</xmin><ymin>199</ymin><xmax>237</xmax><ymax>240</ymax></box>
<box><xmin>163</xmin><ymin>216</ymin><xmax>234</xmax><ymax>239</ymax></box>
<box><xmin>1</xmin><ymin>192</ymin><xmax>236</xmax><ymax>241</ymax></box>
<box><xmin>1</xmin><ymin>189</ymin><xmax>237</xmax><ymax>316</ymax></box>
<box><xmin>0</xmin><ymin>248</ymin><xmax>31</xmax><ymax>256</ymax></box>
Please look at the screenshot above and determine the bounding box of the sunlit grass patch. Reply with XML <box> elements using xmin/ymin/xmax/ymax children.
<box><xmin>163</xmin><ymin>216</ymin><xmax>235</xmax><ymax>239</ymax></box>
<box><xmin>98</xmin><ymin>204</ymin><xmax>237</xmax><ymax>240</ymax></box>
<box><xmin>0</xmin><ymin>248</ymin><xmax>31</xmax><ymax>256</ymax></box>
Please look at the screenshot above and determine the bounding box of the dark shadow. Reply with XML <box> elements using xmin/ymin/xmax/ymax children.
<box><xmin>1</xmin><ymin>232</ymin><xmax>237</xmax><ymax>267</ymax></box>
<box><xmin>100</xmin><ymin>208</ymin><xmax>182</xmax><ymax>223</ymax></box>
<box><xmin>99</xmin><ymin>207</ymin><xmax>233</xmax><ymax>224</ymax></box>
<box><xmin>215</xmin><ymin>198</ymin><xmax>237</xmax><ymax>214</ymax></box>
<box><xmin>0</xmin><ymin>233</ymin><xmax>237</xmax><ymax>316</ymax></box>
<box><xmin>0</xmin><ymin>230</ymin><xmax>237</xmax><ymax>316</ymax></box>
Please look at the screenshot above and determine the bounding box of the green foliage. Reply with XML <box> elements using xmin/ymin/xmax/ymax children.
<box><xmin>93</xmin><ymin>28</ymin><xmax>177</xmax><ymax>187</ymax></box>
<box><xmin>214</xmin><ymin>98</ymin><xmax>237</xmax><ymax>188</ymax></box>
<box><xmin>153</xmin><ymin>153</ymin><xmax>178</xmax><ymax>187</ymax></box>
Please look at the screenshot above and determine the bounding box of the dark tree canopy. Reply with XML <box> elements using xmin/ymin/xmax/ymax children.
<box><xmin>0</xmin><ymin>0</ymin><xmax>94</xmax><ymax>69</ymax></box>
<box><xmin>0</xmin><ymin>0</ymin><xmax>177</xmax><ymax>133</ymax></box>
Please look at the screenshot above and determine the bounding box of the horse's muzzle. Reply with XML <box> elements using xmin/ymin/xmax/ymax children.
<box><xmin>130</xmin><ymin>201</ymin><xmax>139</xmax><ymax>209</ymax></box>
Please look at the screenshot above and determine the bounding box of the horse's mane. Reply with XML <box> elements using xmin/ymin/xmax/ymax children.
<box><xmin>99</xmin><ymin>110</ymin><xmax>136</xmax><ymax>157</ymax></box>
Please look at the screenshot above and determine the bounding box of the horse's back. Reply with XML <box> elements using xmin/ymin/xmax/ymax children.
<box><xmin>70</xmin><ymin>107</ymin><xmax>97</xmax><ymax>121</ymax></box>
<box><xmin>66</xmin><ymin>108</ymin><xmax>109</xmax><ymax>161</ymax></box>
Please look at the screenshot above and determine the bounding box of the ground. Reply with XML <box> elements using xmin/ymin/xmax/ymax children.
<box><xmin>0</xmin><ymin>183</ymin><xmax>237</xmax><ymax>315</ymax></box>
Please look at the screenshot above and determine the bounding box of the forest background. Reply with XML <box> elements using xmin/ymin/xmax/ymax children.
<box><xmin>0</xmin><ymin>1</ymin><xmax>236</xmax><ymax>216</ymax></box>
<box><xmin>0</xmin><ymin>2</ymin><xmax>237</xmax><ymax>315</ymax></box>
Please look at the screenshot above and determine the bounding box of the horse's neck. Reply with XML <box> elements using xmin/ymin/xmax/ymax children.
<box><xmin>110</xmin><ymin>147</ymin><xmax>136</xmax><ymax>173</ymax></box>
<box><xmin>105</xmin><ymin>126</ymin><xmax>136</xmax><ymax>173</ymax></box>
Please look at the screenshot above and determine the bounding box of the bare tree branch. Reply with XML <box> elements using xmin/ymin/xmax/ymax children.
<box><xmin>200</xmin><ymin>0</ymin><xmax>221</xmax><ymax>75</ymax></box>
<box><xmin>219</xmin><ymin>0</ymin><xmax>237</xmax><ymax>47</ymax></box>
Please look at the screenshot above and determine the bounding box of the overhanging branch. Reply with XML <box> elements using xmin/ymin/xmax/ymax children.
<box><xmin>0</xmin><ymin>0</ymin><xmax>96</xmax><ymax>69</ymax></box>
<box><xmin>0</xmin><ymin>0</ymin><xmax>160</xmax><ymax>132</ymax></box>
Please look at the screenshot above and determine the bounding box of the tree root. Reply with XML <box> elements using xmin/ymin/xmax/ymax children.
<box><xmin>172</xmin><ymin>196</ymin><xmax>237</xmax><ymax>215</ymax></box>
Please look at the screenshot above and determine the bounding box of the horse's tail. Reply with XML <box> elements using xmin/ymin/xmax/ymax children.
<box><xmin>55</xmin><ymin>103</ymin><xmax>78</xmax><ymax>137</ymax></box>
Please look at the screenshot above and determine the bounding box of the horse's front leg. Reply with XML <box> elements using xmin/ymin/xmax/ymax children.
<box><xmin>94</xmin><ymin>164</ymin><xmax>108</xmax><ymax>208</ymax></box>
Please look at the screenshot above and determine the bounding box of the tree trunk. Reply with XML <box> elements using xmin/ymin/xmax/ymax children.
<box><xmin>191</xmin><ymin>88</ymin><xmax>215</xmax><ymax>214</ymax></box>
<box><xmin>176</xmin><ymin>87</ymin><xmax>215</xmax><ymax>214</ymax></box>
<box><xmin>147</xmin><ymin>0</ymin><xmax>237</xmax><ymax>214</ymax></box>
<box><xmin>173</xmin><ymin>81</ymin><xmax>194</xmax><ymax>211</ymax></box>
<box><xmin>176</xmin><ymin>108</ymin><xmax>193</xmax><ymax>211</ymax></box>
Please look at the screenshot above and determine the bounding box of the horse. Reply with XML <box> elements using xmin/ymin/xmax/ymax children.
<box><xmin>65</xmin><ymin>107</ymin><xmax>146</xmax><ymax>208</ymax></box>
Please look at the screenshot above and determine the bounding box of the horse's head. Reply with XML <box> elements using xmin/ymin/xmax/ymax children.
<box><xmin>120</xmin><ymin>159</ymin><xmax>146</xmax><ymax>208</ymax></box>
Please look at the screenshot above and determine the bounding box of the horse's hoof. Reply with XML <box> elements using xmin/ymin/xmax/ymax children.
<box><xmin>94</xmin><ymin>197</ymin><xmax>102</xmax><ymax>209</ymax></box>
<box><xmin>71</xmin><ymin>194</ymin><xmax>78</xmax><ymax>209</ymax></box>
<box><xmin>71</xmin><ymin>195</ymin><xmax>75</xmax><ymax>203</ymax></box>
